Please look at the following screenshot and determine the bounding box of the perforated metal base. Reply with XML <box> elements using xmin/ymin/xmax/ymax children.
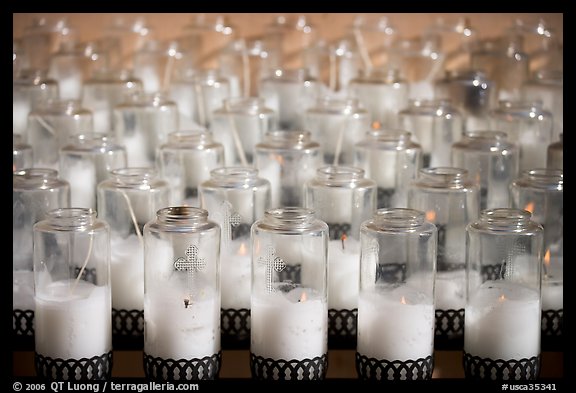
<box><xmin>35</xmin><ymin>351</ymin><xmax>112</xmax><ymax>380</ymax></box>
<box><xmin>143</xmin><ymin>352</ymin><xmax>221</xmax><ymax>381</ymax></box>
<box><xmin>435</xmin><ymin>309</ymin><xmax>464</xmax><ymax>350</ymax></box>
<box><xmin>221</xmin><ymin>308</ymin><xmax>250</xmax><ymax>349</ymax></box>
<box><xmin>541</xmin><ymin>308</ymin><xmax>563</xmax><ymax>351</ymax></box>
<box><xmin>355</xmin><ymin>352</ymin><xmax>434</xmax><ymax>380</ymax></box>
<box><xmin>328</xmin><ymin>308</ymin><xmax>357</xmax><ymax>349</ymax></box>
<box><xmin>250</xmin><ymin>352</ymin><xmax>328</xmax><ymax>380</ymax></box>
<box><xmin>463</xmin><ymin>352</ymin><xmax>540</xmax><ymax>380</ymax></box>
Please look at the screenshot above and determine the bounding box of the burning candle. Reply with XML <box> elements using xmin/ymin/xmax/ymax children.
<box><xmin>465</xmin><ymin>280</ymin><xmax>541</xmax><ymax>360</ymax></box>
<box><xmin>34</xmin><ymin>280</ymin><xmax>112</xmax><ymax>359</ymax></box>
<box><xmin>221</xmin><ymin>241</ymin><xmax>252</xmax><ymax>310</ymax></box>
<box><xmin>144</xmin><ymin>284</ymin><xmax>220</xmax><ymax>360</ymax></box>
<box><xmin>328</xmin><ymin>237</ymin><xmax>360</xmax><ymax>310</ymax></box>
<box><xmin>357</xmin><ymin>285</ymin><xmax>435</xmax><ymax>361</ymax></box>
<box><xmin>251</xmin><ymin>287</ymin><xmax>327</xmax><ymax>360</ymax></box>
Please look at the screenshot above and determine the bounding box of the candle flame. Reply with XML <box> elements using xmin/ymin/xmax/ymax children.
<box><xmin>425</xmin><ymin>210</ymin><xmax>436</xmax><ymax>222</ymax></box>
<box><xmin>524</xmin><ymin>202</ymin><xmax>535</xmax><ymax>214</ymax></box>
<box><xmin>238</xmin><ymin>242</ymin><xmax>248</xmax><ymax>256</ymax></box>
<box><xmin>299</xmin><ymin>291</ymin><xmax>308</xmax><ymax>303</ymax></box>
<box><xmin>498</xmin><ymin>294</ymin><xmax>506</xmax><ymax>302</ymax></box>
<box><xmin>544</xmin><ymin>249</ymin><xmax>550</xmax><ymax>267</ymax></box>
<box><xmin>371</xmin><ymin>121</ymin><xmax>381</xmax><ymax>130</ymax></box>
<box><xmin>400</xmin><ymin>296</ymin><xmax>407</xmax><ymax>305</ymax></box>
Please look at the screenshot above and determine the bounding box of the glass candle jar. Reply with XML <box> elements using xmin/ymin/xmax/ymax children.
<box><xmin>13</xmin><ymin>69</ymin><xmax>59</xmax><ymax>137</ymax></box>
<box><xmin>522</xmin><ymin>69</ymin><xmax>563</xmax><ymax>142</ymax></box>
<box><xmin>302</xmin><ymin>38</ymin><xmax>361</xmax><ymax>93</ymax></box>
<box><xmin>143</xmin><ymin>207</ymin><xmax>221</xmax><ymax>381</ymax></box>
<box><xmin>13</xmin><ymin>134</ymin><xmax>33</xmax><ymax>172</ymax></box>
<box><xmin>59</xmin><ymin>134</ymin><xmax>127</xmax><ymax>210</ymax></box>
<box><xmin>97</xmin><ymin>168</ymin><xmax>171</xmax><ymax>350</ymax></box>
<box><xmin>27</xmin><ymin>99</ymin><xmax>93</xmax><ymax>170</ymax></box>
<box><xmin>113</xmin><ymin>92</ymin><xmax>179</xmax><ymax>167</ymax></box>
<box><xmin>353</xmin><ymin>129</ymin><xmax>423</xmax><ymax>209</ymax></box>
<box><xmin>33</xmin><ymin>208</ymin><xmax>112</xmax><ymax>380</ymax></box>
<box><xmin>303</xmin><ymin>166</ymin><xmax>376</xmax><ymax>349</ymax></box>
<box><xmin>211</xmin><ymin>97</ymin><xmax>277</xmax><ymax>166</ymax></box>
<box><xmin>218</xmin><ymin>38</ymin><xmax>280</xmax><ymax>98</ymax></box>
<box><xmin>348</xmin><ymin>68</ymin><xmax>409</xmax><ymax>129</ymax></box>
<box><xmin>434</xmin><ymin>69</ymin><xmax>496</xmax><ymax>132</ymax></box>
<box><xmin>259</xmin><ymin>68</ymin><xmax>322</xmax><ymax>130</ymax></box>
<box><xmin>407</xmin><ymin>167</ymin><xmax>479</xmax><ymax>350</ymax></box>
<box><xmin>489</xmin><ymin>100</ymin><xmax>553</xmax><ymax>172</ymax></box>
<box><xmin>250</xmin><ymin>207</ymin><xmax>329</xmax><ymax>380</ymax></box>
<box><xmin>191</xmin><ymin>69</ymin><xmax>231</xmax><ymax>128</ymax></box>
<box><xmin>199</xmin><ymin>167</ymin><xmax>271</xmax><ymax>349</ymax></box>
<box><xmin>304</xmin><ymin>97</ymin><xmax>371</xmax><ymax>166</ymax></box>
<box><xmin>254</xmin><ymin>130</ymin><xmax>322</xmax><ymax>208</ymax></box>
<box><xmin>451</xmin><ymin>130</ymin><xmax>520</xmax><ymax>210</ymax></box>
<box><xmin>547</xmin><ymin>133</ymin><xmax>563</xmax><ymax>170</ymax></box>
<box><xmin>510</xmin><ymin>169</ymin><xmax>563</xmax><ymax>350</ymax></box>
<box><xmin>81</xmin><ymin>68</ymin><xmax>143</xmax><ymax>134</ymax></box>
<box><xmin>13</xmin><ymin>169</ymin><xmax>70</xmax><ymax>349</ymax></box>
<box><xmin>156</xmin><ymin>130</ymin><xmax>225</xmax><ymax>207</ymax></box>
<box><xmin>398</xmin><ymin>99</ymin><xmax>464</xmax><ymax>168</ymax></box>
<box><xmin>357</xmin><ymin>208</ymin><xmax>436</xmax><ymax>380</ymax></box>
<box><xmin>464</xmin><ymin>208</ymin><xmax>543</xmax><ymax>380</ymax></box>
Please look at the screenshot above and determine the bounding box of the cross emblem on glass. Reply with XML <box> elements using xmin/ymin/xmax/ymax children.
<box><xmin>220</xmin><ymin>200</ymin><xmax>241</xmax><ymax>246</ymax></box>
<box><xmin>258</xmin><ymin>244</ymin><xmax>286</xmax><ymax>292</ymax></box>
<box><xmin>174</xmin><ymin>244</ymin><xmax>206</xmax><ymax>308</ymax></box>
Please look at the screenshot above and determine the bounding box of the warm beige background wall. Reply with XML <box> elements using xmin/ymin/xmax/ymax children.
<box><xmin>14</xmin><ymin>12</ymin><xmax>563</xmax><ymax>44</ymax></box>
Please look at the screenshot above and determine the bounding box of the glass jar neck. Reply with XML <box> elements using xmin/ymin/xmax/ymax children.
<box><xmin>314</xmin><ymin>97</ymin><xmax>360</xmax><ymax>113</ymax></box>
<box><xmin>46</xmin><ymin>208</ymin><xmax>97</xmax><ymax>229</ymax></box>
<box><xmin>110</xmin><ymin>168</ymin><xmax>158</xmax><ymax>186</ymax></box>
<box><xmin>156</xmin><ymin>206</ymin><xmax>209</xmax><ymax>225</ymax></box>
<box><xmin>371</xmin><ymin>208</ymin><xmax>426</xmax><ymax>229</ymax></box>
<box><xmin>477</xmin><ymin>208</ymin><xmax>533</xmax><ymax>231</ymax></box>
<box><xmin>223</xmin><ymin>97</ymin><xmax>267</xmax><ymax>114</ymax></box>
<box><xmin>315</xmin><ymin>165</ymin><xmax>365</xmax><ymax>184</ymax></box>
<box><xmin>167</xmin><ymin>130</ymin><xmax>214</xmax><ymax>146</ymax></box>
<box><xmin>263</xmin><ymin>130</ymin><xmax>314</xmax><ymax>149</ymax></box>
<box><xmin>263</xmin><ymin>207</ymin><xmax>316</xmax><ymax>228</ymax></box>
<box><xmin>14</xmin><ymin>168</ymin><xmax>61</xmax><ymax>187</ymax></box>
<box><xmin>210</xmin><ymin>167</ymin><xmax>259</xmax><ymax>185</ymax></box>
<box><xmin>364</xmin><ymin>129</ymin><xmax>412</xmax><ymax>145</ymax></box>
<box><xmin>65</xmin><ymin>133</ymin><xmax>120</xmax><ymax>152</ymax></box>
<box><xmin>417</xmin><ymin>167</ymin><xmax>471</xmax><ymax>189</ymax></box>
<box><xmin>516</xmin><ymin>169</ymin><xmax>563</xmax><ymax>190</ymax></box>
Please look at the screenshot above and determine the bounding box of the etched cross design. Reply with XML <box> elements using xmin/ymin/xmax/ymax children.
<box><xmin>221</xmin><ymin>200</ymin><xmax>242</xmax><ymax>246</ymax></box>
<box><xmin>174</xmin><ymin>244</ymin><xmax>206</xmax><ymax>308</ymax></box>
<box><xmin>258</xmin><ymin>245</ymin><xmax>286</xmax><ymax>293</ymax></box>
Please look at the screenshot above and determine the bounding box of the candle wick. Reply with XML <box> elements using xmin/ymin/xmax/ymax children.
<box><xmin>70</xmin><ymin>233</ymin><xmax>94</xmax><ymax>295</ymax></box>
<box><xmin>184</xmin><ymin>298</ymin><xmax>190</xmax><ymax>308</ymax></box>
<box><xmin>341</xmin><ymin>234</ymin><xmax>347</xmax><ymax>251</ymax></box>
<box><xmin>121</xmin><ymin>191</ymin><xmax>144</xmax><ymax>247</ymax></box>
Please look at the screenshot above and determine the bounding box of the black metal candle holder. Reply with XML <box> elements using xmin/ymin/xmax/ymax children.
<box><xmin>35</xmin><ymin>351</ymin><xmax>113</xmax><ymax>380</ymax></box>
<box><xmin>221</xmin><ymin>308</ymin><xmax>251</xmax><ymax>349</ymax></box>
<box><xmin>328</xmin><ymin>308</ymin><xmax>357</xmax><ymax>349</ymax></box>
<box><xmin>250</xmin><ymin>352</ymin><xmax>328</xmax><ymax>380</ymax></box>
<box><xmin>463</xmin><ymin>352</ymin><xmax>540</xmax><ymax>380</ymax></box>
<box><xmin>13</xmin><ymin>309</ymin><xmax>35</xmax><ymax>350</ymax></box>
<box><xmin>112</xmin><ymin>308</ymin><xmax>144</xmax><ymax>350</ymax></box>
<box><xmin>143</xmin><ymin>352</ymin><xmax>221</xmax><ymax>381</ymax></box>
<box><xmin>355</xmin><ymin>352</ymin><xmax>434</xmax><ymax>380</ymax></box>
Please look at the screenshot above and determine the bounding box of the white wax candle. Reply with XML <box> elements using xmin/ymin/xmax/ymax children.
<box><xmin>13</xmin><ymin>270</ymin><xmax>35</xmax><ymax>310</ymax></box>
<box><xmin>35</xmin><ymin>280</ymin><xmax>112</xmax><ymax>359</ymax></box>
<box><xmin>125</xmin><ymin>130</ymin><xmax>150</xmax><ymax>168</ymax></box>
<box><xmin>221</xmin><ymin>241</ymin><xmax>251</xmax><ymax>310</ymax></box>
<box><xmin>435</xmin><ymin>269</ymin><xmax>466</xmax><ymax>310</ymax></box>
<box><xmin>357</xmin><ymin>285</ymin><xmax>435</xmax><ymax>361</ymax></box>
<box><xmin>464</xmin><ymin>280</ymin><xmax>541</xmax><ymax>360</ymax></box>
<box><xmin>66</xmin><ymin>161</ymin><xmax>97</xmax><ymax>209</ymax></box>
<box><xmin>541</xmin><ymin>281</ymin><xmax>563</xmax><ymax>310</ymax></box>
<box><xmin>251</xmin><ymin>287</ymin><xmax>328</xmax><ymax>360</ymax></box>
<box><xmin>257</xmin><ymin>159</ymin><xmax>281</xmax><ymax>208</ymax></box>
<box><xmin>144</xmin><ymin>286</ymin><xmax>220</xmax><ymax>360</ymax></box>
<box><xmin>328</xmin><ymin>239</ymin><xmax>360</xmax><ymax>310</ymax></box>
<box><xmin>111</xmin><ymin>234</ymin><xmax>145</xmax><ymax>310</ymax></box>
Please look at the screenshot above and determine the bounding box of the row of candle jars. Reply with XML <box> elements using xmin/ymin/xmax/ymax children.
<box><xmin>29</xmin><ymin>204</ymin><xmax>546</xmax><ymax>381</ymax></box>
